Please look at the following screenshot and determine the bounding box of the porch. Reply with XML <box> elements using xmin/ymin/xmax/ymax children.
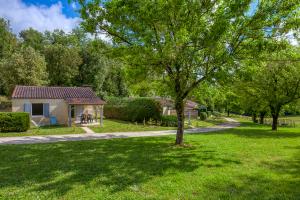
<box><xmin>65</xmin><ymin>98</ymin><xmax>105</xmax><ymax>127</ymax></box>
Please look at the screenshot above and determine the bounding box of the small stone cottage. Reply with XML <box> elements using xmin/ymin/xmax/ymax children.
<box><xmin>11</xmin><ymin>86</ymin><xmax>105</xmax><ymax>126</ymax></box>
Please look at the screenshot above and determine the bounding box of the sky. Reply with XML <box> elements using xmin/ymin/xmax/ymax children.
<box><xmin>0</xmin><ymin>0</ymin><xmax>80</xmax><ymax>34</ymax></box>
<box><xmin>0</xmin><ymin>0</ymin><xmax>260</xmax><ymax>35</ymax></box>
<box><xmin>0</xmin><ymin>0</ymin><xmax>297</xmax><ymax>45</ymax></box>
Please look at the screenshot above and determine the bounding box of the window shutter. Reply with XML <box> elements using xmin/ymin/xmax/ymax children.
<box><xmin>23</xmin><ymin>103</ymin><xmax>31</xmax><ymax>114</ymax></box>
<box><xmin>43</xmin><ymin>103</ymin><xmax>50</xmax><ymax>117</ymax></box>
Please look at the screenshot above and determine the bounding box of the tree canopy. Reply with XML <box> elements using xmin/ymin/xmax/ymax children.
<box><xmin>76</xmin><ymin>0</ymin><xmax>300</xmax><ymax>144</ymax></box>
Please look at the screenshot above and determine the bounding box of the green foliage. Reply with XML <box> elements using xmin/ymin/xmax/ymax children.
<box><xmin>0</xmin><ymin>112</ymin><xmax>30</xmax><ymax>132</ymax></box>
<box><xmin>0</xmin><ymin>18</ymin><xmax>129</xmax><ymax>97</ymax></box>
<box><xmin>207</xmin><ymin>111</ymin><xmax>212</xmax><ymax>117</ymax></box>
<box><xmin>212</xmin><ymin>111</ymin><xmax>222</xmax><ymax>117</ymax></box>
<box><xmin>0</xmin><ymin>98</ymin><xmax>11</xmax><ymax>112</ymax></box>
<box><xmin>127</xmin><ymin>98</ymin><xmax>162</xmax><ymax>122</ymax></box>
<box><xmin>44</xmin><ymin>44</ymin><xmax>82</xmax><ymax>86</ymax></box>
<box><xmin>75</xmin><ymin>0</ymin><xmax>300</xmax><ymax>143</ymax></box>
<box><xmin>199</xmin><ymin>112</ymin><xmax>208</xmax><ymax>121</ymax></box>
<box><xmin>103</xmin><ymin>105</ymin><xmax>127</xmax><ymax>120</ymax></box>
<box><xmin>160</xmin><ymin>115</ymin><xmax>178</xmax><ymax>127</ymax></box>
<box><xmin>0</xmin><ymin>46</ymin><xmax>48</xmax><ymax>94</ymax></box>
<box><xmin>0</xmin><ymin>18</ymin><xmax>17</xmax><ymax>59</ymax></box>
<box><xmin>104</xmin><ymin>98</ymin><xmax>162</xmax><ymax>122</ymax></box>
<box><xmin>19</xmin><ymin>28</ymin><xmax>44</xmax><ymax>51</ymax></box>
<box><xmin>236</xmin><ymin>47</ymin><xmax>300</xmax><ymax>129</ymax></box>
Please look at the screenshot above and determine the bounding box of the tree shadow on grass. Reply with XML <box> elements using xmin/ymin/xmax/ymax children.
<box><xmin>197</xmin><ymin>122</ymin><xmax>300</xmax><ymax>139</ymax></box>
<box><xmin>0</xmin><ymin>137</ymin><xmax>241</xmax><ymax>198</ymax></box>
<box><xmin>200</xmin><ymin>146</ymin><xmax>300</xmax><ymax>199</ymax></box>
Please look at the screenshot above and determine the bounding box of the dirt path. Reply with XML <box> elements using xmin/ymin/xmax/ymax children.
<box><xmin>0</xmin><ymin>119</ymin><xmax>239</xmax><ymax>145</ymax></box>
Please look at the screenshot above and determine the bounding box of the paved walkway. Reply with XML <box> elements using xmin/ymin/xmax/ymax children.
<box><xmin>0</xmin><ymin>119</ymin><xmax>239</xmax><ymax>145</ymax></box>
<box><xmin>80</xmin><ymin>126</ymin><xmax>95</xmax><ymax>134</ymax></box>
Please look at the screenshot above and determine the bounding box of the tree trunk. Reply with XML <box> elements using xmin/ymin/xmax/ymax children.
<box><xmin>271</xmin><ymin>113</ymin><xmax>279</xmax><ymax>131</ymax></box>
<box><xmin>252</xmin><ymin>113</ymin><xmax>258</xmax><ymax>123</ymax></box>
<box><xmin>175</xmin><ymin>98</ymin><xmax>185</xmax><ymax>145</ymax></box>
<box><xmin>227</xmin><ymin>110</ymin><xmax>230</xmax><ymax>117</ymax></box>
<box><xmin>271</xmin><ymin>106</ymin><xmax>280</xmax><ymax>131</ymax></box>
<box><xmin>259</xmin><ymin>111</ymin><xmax>266</xmax><ymax>124</ymax></box>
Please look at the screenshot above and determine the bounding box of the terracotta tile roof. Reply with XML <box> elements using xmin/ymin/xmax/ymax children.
<box><xmin>12</xmin><ymin>86</ymin><xmax>105</xmax><ymax>105</ymax></box>
<box><xmin>185</xmin><ymin>100</ymin><xmax>199</xmax><ymax>109</ymax></box>
<box><xmin>154</xmin><ymin>97</ymin><xmax>198</xmax><ymax>109</ymax></box>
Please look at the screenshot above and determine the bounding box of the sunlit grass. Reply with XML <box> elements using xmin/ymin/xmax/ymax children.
<box><xmin>0</xmin><ymin>121</ymin><xmax>299</xmax><ymax>199</ymax></box>
<box><xmin>0</xmin><ymin>125</ymin><xmax>84</xmax><ymax>137</ymax></box>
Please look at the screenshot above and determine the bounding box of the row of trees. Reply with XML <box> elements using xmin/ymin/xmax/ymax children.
<box><xmin>192</xmin><ymin>48</ymin><xmax>300</xmax><ymax>131</ymax></box>
<box><xmin>0</xmin><ymin>18</ymin><xmax>128</xmax><ymax>98</ymax></box>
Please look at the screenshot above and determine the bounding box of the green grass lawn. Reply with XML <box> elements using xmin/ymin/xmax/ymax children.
<box><xmin>0</xmin><ymin>125</ymin><xmax>84</xmax><ymax>137</ymax></box>
<box><xmin>89</xmin><ymin>118</ymin><xmax>223</xmax><ymax>133</ymax></box>
<box><xmin>0</xmin><ymin>122</ymin><xmax>299</xmax><ymax>199</ymax></box>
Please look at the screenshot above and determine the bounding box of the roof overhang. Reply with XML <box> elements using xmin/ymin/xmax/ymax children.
<box><xmin>65</xmin><ymin>98</ymin><xmax>106</xmax><ymax>105</ymax></box>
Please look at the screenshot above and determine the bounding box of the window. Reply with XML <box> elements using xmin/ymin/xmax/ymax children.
<box><xmin>32</xmin><ymin>103</ymin><xmax>43</xmax><ymax>116</ymax></box>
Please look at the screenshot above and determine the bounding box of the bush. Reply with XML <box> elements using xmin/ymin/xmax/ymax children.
<box><xmin>0</xmin><ymin>112</ymin><xmax>30</xmax><ymax>132</ymax></box>
<box><xmin>104</xmin><ymin>98</ymin><xmax>162</xmax><ymax>122</ymax></box>
<box><xmin>207</xmin><ymin>111</ymin><xmax>212</xmax><ymax>117</ymax></box>
<box><xmin>199</xmin><ymin>112</ymin><xmax>207</xmax><ymax>121</ymax></box>
<box><xmin>212</xmin><ymin>111</ymin><xmax>221</xmax><ymax>117</ymax></box>
<box><xmin>126</xmin><ymin>98</ymin><xmax>162</xmax><ymax>122</ymax></box>
<box><xmin>160</xmin><ymin>115</ymin><xmax>178</xmax><ymax>127</ymax></box>
<box><xmin>103</xmin><ymin>105</ymin><xmax>128</xmax><ymax>120</ymax></box>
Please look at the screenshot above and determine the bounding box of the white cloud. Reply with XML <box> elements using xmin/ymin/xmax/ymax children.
<box><xmin>71</xmin><ymin>2</ymin><xmax>77</xmax><ymax>9</ymax></box>
<box><xmin>0</xmin><ymin>0</ymin><xmax>80</xmax><ymax>34</ymax></box>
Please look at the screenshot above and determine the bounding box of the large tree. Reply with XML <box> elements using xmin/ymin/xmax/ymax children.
<box><xmin>0</xmin><ymin>18</ymin><xmax>17</xmax><ymax>95</ymax></box>
<box><xmin>43</xmin><ymin>44</ymin><xmax>82</xmax><ymax>86</ymax></box>
<box><xmin>237</xmin><ymin>47</ymin><xmax>300</xmax><ymax>130</ymax></box>
<box><xmin>78</xmin><ymin>0</ymin><xmax>299</xmax><ymax>144</ymax></box>
<box><xmin>0</xmin><ymin>46</ymin><xmax>48</xmax><ymax>94</ymax></box>
<box><xmin>19</xmin><ymin>28</ymin><xmax>44</xmax><ymax>51</ymax></box>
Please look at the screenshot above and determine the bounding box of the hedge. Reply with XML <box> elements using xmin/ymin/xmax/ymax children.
<box><xmin>104</xmin><ymin>98</ymin><xmax>162</xmax><ymax>122</ymax></box>
<box><xmin>0</xmin><ymin>112</ymin><xmax>30</xmax><ymax>132</ymax></box>
<box><xmin>160</xmin><ymin>115</ymin><xmax>178</xmax><ymax>127</ymax></box>
<box><xmin>199</xmin><ymin>112</ymin><xmax>208</xmax><ymax>121</ymax></box>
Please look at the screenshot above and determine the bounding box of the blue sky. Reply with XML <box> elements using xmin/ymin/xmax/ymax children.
<box><xmin>23</xmin><ymin>0</ymin><xmax>79</xmax><ymax>18</ymax></box>
<box><xmin>0</xmin><ymin>0</ymin><xmax>80</xmax><ymax>34</ymax></box>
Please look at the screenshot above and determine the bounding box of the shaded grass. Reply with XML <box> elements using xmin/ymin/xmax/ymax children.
<box><xmin>0</xmin><ymin>125</ymin><xmax>84</xmax><ymax>137</ymax></box>
<box><xmin>0</xmin><ymin>122</ymin><xmax>299</xmax><ymax>199</ymax></box>
<box><xmin>89</xmin><ymin>118</ymin><xmax>221</xmax><ymax>133</ymax></box>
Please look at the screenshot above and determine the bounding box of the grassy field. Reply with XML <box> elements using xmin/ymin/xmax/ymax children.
<box><xmin>89</xmin><ymin>118</ymin><xmax>224</xmax><ymax>133</ymax></box>
<box><xmin>0</xmin><ymin>121</ymin><xmax>299</xmax><ymax>199</ymax></box>
<box><xmin>268</xmin><ymin>116</ymin><xmax>300</xmax><ymax>127</ymax></box>
<box><xmin>0</xmin><ymin>125</ymin><xmax>84</xmax><ymax>137</ymax></box>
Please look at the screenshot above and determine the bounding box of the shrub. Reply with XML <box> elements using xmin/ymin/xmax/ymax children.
<box><xmin>103</xmin><ymin>105</ymin><xmax>128</xmax><ymax>120</ymax></box>
<box><xmin>104</xmin><ymin>98</ymin><xmax>162</xmax><ymax>122</ymax></box>
<box><xmin>212</xmin><ymin>111</ymin><xmax>221</xmax><ymax>117</ymax></box>
<box><xmin>160</xmin><ymin>115</ymin><xmax>178</xmax><ymax>127</ymax></box>
<box><xmin>199</xmin><ymin>112</ymin><xmax>207</xmax><ymax>121</ymax></box>
<box><xmin>126</xmin><ymin>98</ymin><xmax>162</xmax><ymax>122</ymax></box>
<box><xmin>0</xmin><ymin>112</ymin><xmax>30</xmax><ymax>132</ymax></box>
<box><xmin>207</xmin><ymin>111</ymin><xmax>212</xmax><ymax>117</ymax></box>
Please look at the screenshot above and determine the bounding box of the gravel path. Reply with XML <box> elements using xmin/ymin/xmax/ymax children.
<box><xmin>0</xmin><ymin>119</ymin><xmax>239</xmax><ymax>145</ymax></box>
